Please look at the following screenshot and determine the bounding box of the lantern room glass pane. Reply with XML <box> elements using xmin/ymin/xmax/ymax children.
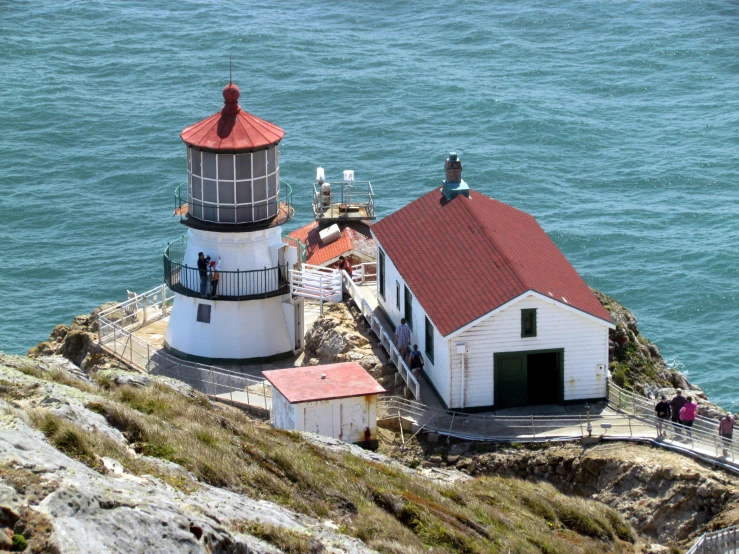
<box><xmin>218</xmin><ymin>181</ymin><xmax>235</xmax><ymax>204</ymax></box>
<box><xmin>253</xmin><ymin>150</ymin><xmax>266</xmax><ymax>178</ymax></box>
<box><xmin>237</xmin><ymin>206</ymin><xmax>253</xmax><ymax>222</ymax></box>
<box><xmin>202</xmin><ymin>152</ymin><xmax>217</xmax><ymax>180</ymax></box>
<box><xmin>218</xmin><ymin>154</ymin><xmax>234</xmax><ymax>180</ymax></box>
<box><xmin>267</xmin><ymin>174</ymin><xmax>277</xmax><ymax>198</ymax></box>
<box><xmin>253</xmin><ymin>177</ymin><xmax>267</xmax><ymax>202</ymax></box>
<box><xmin>203</xmin><ymin>180</ymin><xmax>217</xmax><ymax>203</ymax></box>
<box><xmin>235</xmin><ymin>153</ymin><xmax>252</xmax><ymax>180</ymax></box>
<box><xmin>219</xmin><ymin>205</ymin><xmax>236</xmax><ymax>223</ymax></box>
<box><xmin>267</xmin><ymin>147</ymin><xmax>276</xmax><ymax>172</ymax></box>
<box><xmin>236</xmin><ymin>181</ymin><xmax>252</xmax><ymax>204</ymax></box>
<box><xmin>190</xmin><ymin>149</ymin><xmax>201</xmax><ymax>176</ymax></box>
<box><xmin>191</xmin><ymin>177</ymin><xmax>202</xmax><ymax>200</ymax></box>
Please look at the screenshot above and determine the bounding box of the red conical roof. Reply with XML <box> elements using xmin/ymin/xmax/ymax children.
<box><xmin>180</xmin><ymin>83</ymin><xmax>285</xmax><ymax>152</ymax></box>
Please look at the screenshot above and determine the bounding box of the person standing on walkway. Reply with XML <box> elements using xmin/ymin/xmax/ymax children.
<box><xmin>197</xmin><ymin>252</ymin><xmax>209</xmax><ymax>296</ymax></box>
<box><xmin>670</xmin><ymin>389</ymin><xmax>687</xmax><ymax>426</ymax></box>
<box><xmin>395</xmin><ymin>318</ymin><xmax>411</xmax><ymax>362</ymax></box>
<box><xmin>719</xmin><ymin>412</ymin><xmax>735</xmax><ymax>456</ymax></box>
<box><xmin>679</xmin><ymin>396</ymin><xmax>698</xmax><ymax>437</ymax></box>
<box><xmin>409</xmin><ymin>344</ymin><xmax>424</xmax><ymax>379</ymax></box>
<box><xmin>654</xmin><ymin>395</ymin><xmax>671</xmax><ymax>438</ymax></box>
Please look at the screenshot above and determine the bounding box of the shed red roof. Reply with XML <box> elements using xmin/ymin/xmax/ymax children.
<box><xmin>180</xmin><ymin>83</ymin><xmax>285</xmax><ymax>152</ymax></box>
<box><xmin>371</xmin><ymin>189</ymin><xmax>612</xmax><ymax>336</ymax></box>
<box><xmin>263</xmin><ymin>363</ymin><xmax>386</xmax><ymax>404</ymax></box>
<box><xmin>288</xmin><ymin>221</ymin><xmax>375</xmax><ymax>266</ymax></box>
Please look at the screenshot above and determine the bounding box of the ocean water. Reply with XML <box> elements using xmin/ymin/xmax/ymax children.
<box><xmin>1</xmin><ymin>1</ymin><xmax>738</xmax><ymax>409</ymax></box>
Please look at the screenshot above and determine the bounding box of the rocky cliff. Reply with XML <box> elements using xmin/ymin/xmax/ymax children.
<box><xmin>595</xmin><ymin>290</ymin><xmax>725</xmax><ymax>419</ymax></box>
<box><xmin>0</xmin><ymin>353</ymin><xmax>639</xmax><ymax>553</ymax></box>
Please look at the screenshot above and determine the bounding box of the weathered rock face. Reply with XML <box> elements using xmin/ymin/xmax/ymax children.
<box><xmin>303</xmin><ymin>301</ymin><xmax>405</xmax><ymax>395</ymax></box>
<box><xmin>448</xmin><ymin>442</ymin><xmax>739</xmax><ymax>547</ymax></box>
<box><xmin>594</xmin><ymin>290</ymin><xmax>725</xmax><ymax>419</ymax></box>
<box><xmin>28</xmin><ymin>303</ymin><xmax>127</xmax><ymax>373</ymax></box>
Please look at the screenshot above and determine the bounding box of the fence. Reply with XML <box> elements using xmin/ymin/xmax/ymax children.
<box><xmin>688</xmin><ymin>525</ymin><xmax>739</xmax><ymax>553</ymax></box>
<box><xmin>608</xmin><ymin>381</ymin><xmax>738</xmax><ymax>461</ymax></box>
<box><xmin>147</xmin><ymin>349</ymin><xmax>271</xmax><ymax>414</ymax></box>
<box><xmin>290</xmin><ymin>264</ymin><xmax>343</xmax><ymax>312</ymax></box>
<box><xmin>312</xmin><ymin>179</ymin><xmax>375</xmax><ymax>220</ymax></box>
<box><xmin>164</xmin><ymin>236</ymin><xmax>289</xmax><ymax>300</ymax></box>
<box><xmin>342</xmin><ymin>272</ymin><xmax>421</xmax><ymax>399</ymax></box>
<box><xmin>352</xmin><ymin>262</ymin><xmax>377</xmax><ymax>284</ymax></box>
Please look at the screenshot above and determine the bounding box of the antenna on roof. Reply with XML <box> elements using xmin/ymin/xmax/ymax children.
<box><xmin>229</xmin><ymin>54</ymin><xmax>232</xmax><ymax>85</ymax></box>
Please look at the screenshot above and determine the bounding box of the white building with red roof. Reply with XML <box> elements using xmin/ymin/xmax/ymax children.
<box><xmin>371</xmin><ymin>154</ymin><xmax>614</xmax><ymax>410</ymax></box>
<box><xmin>263</xmin><ymin>363</ymin><xmax>385</xmax><ymax>446</ymax></box>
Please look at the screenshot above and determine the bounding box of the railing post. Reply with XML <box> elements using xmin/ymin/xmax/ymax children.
<box><xmin>628</xmin><ymin>416</ymin><xmax>633</xmax><ymax>437</ymax></box>
<box><xmin>113</xmin><ymin>325</ymin><xmax>117</xmax><ymax>354</ymax></box>
<box><xmin>237</xmin><ymin>269</ymin><xmax>240</xmax><ymax>299</ymax></box>
<box><xmin>262</xmin><ymin>381</ymin><xmax>268</xmax><ymax>411</ymax></box>
<box><xmin>161</xmin><ymin>283</ymin><xmax>167</xmax><ymax>314</ymax></box>
<box><xmin>245</xmin><ymin>380</ymin><xmax>251</xmax><ymax>408</ymax></box>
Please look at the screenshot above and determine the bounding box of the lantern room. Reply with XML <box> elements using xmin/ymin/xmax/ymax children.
<box><xmin>178</xmin><ymin>83</ymin><xmax>290</xmax><ymax>228</ymax></box>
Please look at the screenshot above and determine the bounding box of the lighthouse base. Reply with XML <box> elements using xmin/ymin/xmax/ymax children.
<box><xmin>164</xmin><ymin>292</ymin><xmax>304</xmax><ymax>364</ymax></box>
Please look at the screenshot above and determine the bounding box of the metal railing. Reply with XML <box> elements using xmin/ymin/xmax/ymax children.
<box><xmin>164</xmin><ymin>235</ymin><xmax>289</xmax><ymax>301</ymax></box>
<box><xmin>98</xmin><ymin>285</ymin><xmax>175</xmax><ymax>372</ymax></box>
<box><xmin>175</xmin><ymin>182</ymin><xmax>294</xmax><ymax>228</ymax></box>
<box><xmin>290</xmin><ymin>264</ymin><xmax>343</xmax><ymax>313</ymax></box>
<box><xmin>147</xmin><ymin>349</ymin><xmax>271</xmax><ymax>414</ymax></box>
<box><xmin>312</xmin><ymin>180</ymin><xmax>375</xmax><ymax>220</ymax></box>
<box><xmin>688</xmin><ymin>525</ymin><xmax>739</xmax><ymax>553</ymax></box>
<box><xmin>379</xmin><ymin>396</ymin><xmax>636</xmax><ymax>441</ymax></box>
<box><xmin>608</xmin><ymin>380</ymin><xmax>739</xmax><ymax>461</ymax></box>
<box><xmin>282</xmin><ymin>233</ymin><xmax>307</xmax><ymax>264</ymax></box>
<box><xmin>351</xmin><ymin>262</ymin><xmax>377</xmax><ymax>284</ymax></box>
<box><xmin>342</xmin><ymin>272</ymin><xmax>421</xmax><ymax>399</ymax></box>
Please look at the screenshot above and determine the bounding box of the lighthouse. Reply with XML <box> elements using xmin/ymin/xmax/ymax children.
<box><xmin>163</xmin><ymin>82</ymin><xmax>303</xmax><ymax>363</ymax></box>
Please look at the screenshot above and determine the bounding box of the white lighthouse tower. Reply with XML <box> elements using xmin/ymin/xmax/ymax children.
<box><xmin>163</xmin><ymin>82</ymin><xmax>303</xmax><ymax>363</ymax></box>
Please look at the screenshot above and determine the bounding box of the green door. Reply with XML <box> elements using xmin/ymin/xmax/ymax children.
<box><xmin>494</xmin><ymin>353</ymin><xmax>527</xmax><ymax>409</ymax></box>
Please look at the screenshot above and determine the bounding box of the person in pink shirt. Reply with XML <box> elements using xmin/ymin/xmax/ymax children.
<box><xmin>679</xmin><ymin>396</ymin><xmax>698</xmax><ymax>437</ymax></box>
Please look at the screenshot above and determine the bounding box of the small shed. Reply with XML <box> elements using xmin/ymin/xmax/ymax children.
<box><xmin>263</xmin><ymin>363</ymin><xmax>386</xmax><ymax>447</ymax></box>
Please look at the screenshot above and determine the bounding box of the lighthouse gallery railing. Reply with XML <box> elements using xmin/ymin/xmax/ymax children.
<box><xmin>164</xmin><ymin>236</ymin><xmax>289</xmax><ymax>301</ymax></box>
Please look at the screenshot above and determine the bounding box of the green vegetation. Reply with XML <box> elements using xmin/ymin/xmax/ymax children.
<box><xmin>11</xmin><ymin>534</ymin><xmax>27</xmax><ymax>551</ymax></box>
<box><xmin>7</xmin><ymin>366</ymin><xmax>636</xmax><ymax>553</ymax></box>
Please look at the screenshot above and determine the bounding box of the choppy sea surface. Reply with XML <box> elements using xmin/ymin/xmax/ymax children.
<box><xmin>1</xmin><ymin>1</ymin><xmax>738</xmax><ymax>409</ymax></box>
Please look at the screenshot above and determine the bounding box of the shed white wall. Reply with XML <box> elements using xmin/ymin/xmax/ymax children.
<box><xmin>272</xmin><ymin>394</ymin><xmax>378</xmax><ymax>443</ymax></box>
<box><xmin>376</xmin><ymin>241</ymin><xmax>449</xmax><ymax>406</ymax></box>
<box><xmin>452</xmin><ymin>294</ymin><xmax>609</xmax><ymax>408</ymax></box>
<box><xmin>271</xmin><ymin>388</ymin><xmax>297</xmax><ymax>430</ymax></box>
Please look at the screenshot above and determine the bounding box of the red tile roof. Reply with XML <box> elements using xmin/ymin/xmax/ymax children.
<box><xmin>288</xmin><ymin>221</ymin><xmax>375</xmax><ymax>266</ymax></box>
<box><xmin>263</xmin><ymin>363</ymin><xmax>386</xmax><ymax>403</ymax></box>
<box><xmin>181</xmin><ymin>83</ymin><xmax>284</xmax><ymax>152</ymax></box>
<box><xmin>371</xmin><ymin>189</ymin><xmax>612</xmax><ymax>336</ymax></box>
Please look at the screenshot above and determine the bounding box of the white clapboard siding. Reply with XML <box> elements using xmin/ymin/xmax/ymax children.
<box><xmin>452</xmin><ymin>294</ymin><xmax>609</xmax><ymax>408</ymax></box>
<box><xmin>376</xmin><ymin>241</ymin><xmax>450</xmax><ymax>405</ymax></box>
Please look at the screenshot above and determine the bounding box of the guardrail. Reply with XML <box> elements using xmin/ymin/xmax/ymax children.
<box><xmin>147</xmin><ymin>349</ymin><xmax>270</xmax><ymax>414</ymax></box>
<box><xmin>312</xmin><ymin>180</ymin><xmax>375</xmax><ymax>220</ymax></box>
<box><xmin>175</xmin><ymin>182</ymin><xmax>294</xmax><ymax>228</ymax></box>
<box><xmin>342</xmin><ymin>272</ymin><xmax>421</xmax><ymax>399</ymax></box>
<box><xmin>687</xmin><ymin>525</ymin><xmax>739</xmax><ymax>553</ymax></box>
<box><xmin>164</xmin><ymin>235</ymin><xmax>289</xmax><ymax>301</ymax></box>
<box><xmin>290</xmin><ymin>264</ymin><xmax>343</xmax><ymax>312</ymax></box>
<box><xmin>282</xmin><ymin>233</ymin><xmax>307</xmax><ymax>265</ymax></box>
<box><xmin>351</xmin><ymin>262</ymin><xmax>377</xmax><ymax>284</ymax></box>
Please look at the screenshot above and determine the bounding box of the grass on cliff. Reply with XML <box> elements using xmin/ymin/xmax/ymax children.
<box><xmin>12</xmin><ymin>368</ymin><xmax>636</xmax><ymax>554</ymax></box>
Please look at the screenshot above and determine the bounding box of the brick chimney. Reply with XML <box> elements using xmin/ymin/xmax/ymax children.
<box><xmin>441</xmin><ymin>152</ymin><xmax>470</xmax><ymax>201</ymax></box>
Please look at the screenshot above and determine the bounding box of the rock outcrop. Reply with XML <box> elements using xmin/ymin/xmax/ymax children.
<box><xmin>303</xmin><ymin>301</ymin><xmax>406</xmax><ymax>396</ymax></box>
<box><xmin>595</xmin><ymin>290</ymin><xmax>725</xmax><ymax>419</ymax></box>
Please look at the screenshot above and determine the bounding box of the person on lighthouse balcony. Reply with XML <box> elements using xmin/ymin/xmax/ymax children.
<box><xmin>197</xmin><ymin>252</ymin><xmax>209</xmax><ymax>296</ymax></box>
<box><xmin>210</xmin><ymin>256</ymin><xmax>221</xmax><ymax>298</ymax></box>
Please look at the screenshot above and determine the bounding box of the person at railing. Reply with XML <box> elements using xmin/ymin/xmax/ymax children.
<box><xmin>338</xmin><ymin>255</ymin><xmax>353</xmax><ymax>278</ymax></box>
<box><xmin>197</xmin><ymin>252</ymin><xmax>210</xmax><ymax>296</ymax></box>
<box><xmin>670</xmin><ymin>389</ymin><xmax>687</xmax><ymax>426</ymax></box>
<box><xmin>409</xmin><ymin>344</ymin><xmax>424</xmax><ymax>379</ymax></box>
<box><xmin>655</xmin><ymin>395</ymin><xmax>671</xmax><ymax>438</ymax></box>
<box><xmin>679</xmin><ymin>396</ymin><xmax>698</xmax><ymax>437</ymax></box>
<box><xmin>719</xmin><ymin>412</ymin><xmax>735</xmax><ymax>456</ymax></box>
<box><xmin>210</xmin><ymin>256</ymin><xmax>221</xmax><ymax>298</ymax></box>
<box><xmin>395</xmin><ymin>318</ymin><xmax>411</xmax><ymax>363</ymax></box>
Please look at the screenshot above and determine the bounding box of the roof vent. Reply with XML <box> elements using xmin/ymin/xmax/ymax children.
<box><xmin>442</xmin><ymin>152</ymin><xmax>470</xmax><ymax>201</ymax></box>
